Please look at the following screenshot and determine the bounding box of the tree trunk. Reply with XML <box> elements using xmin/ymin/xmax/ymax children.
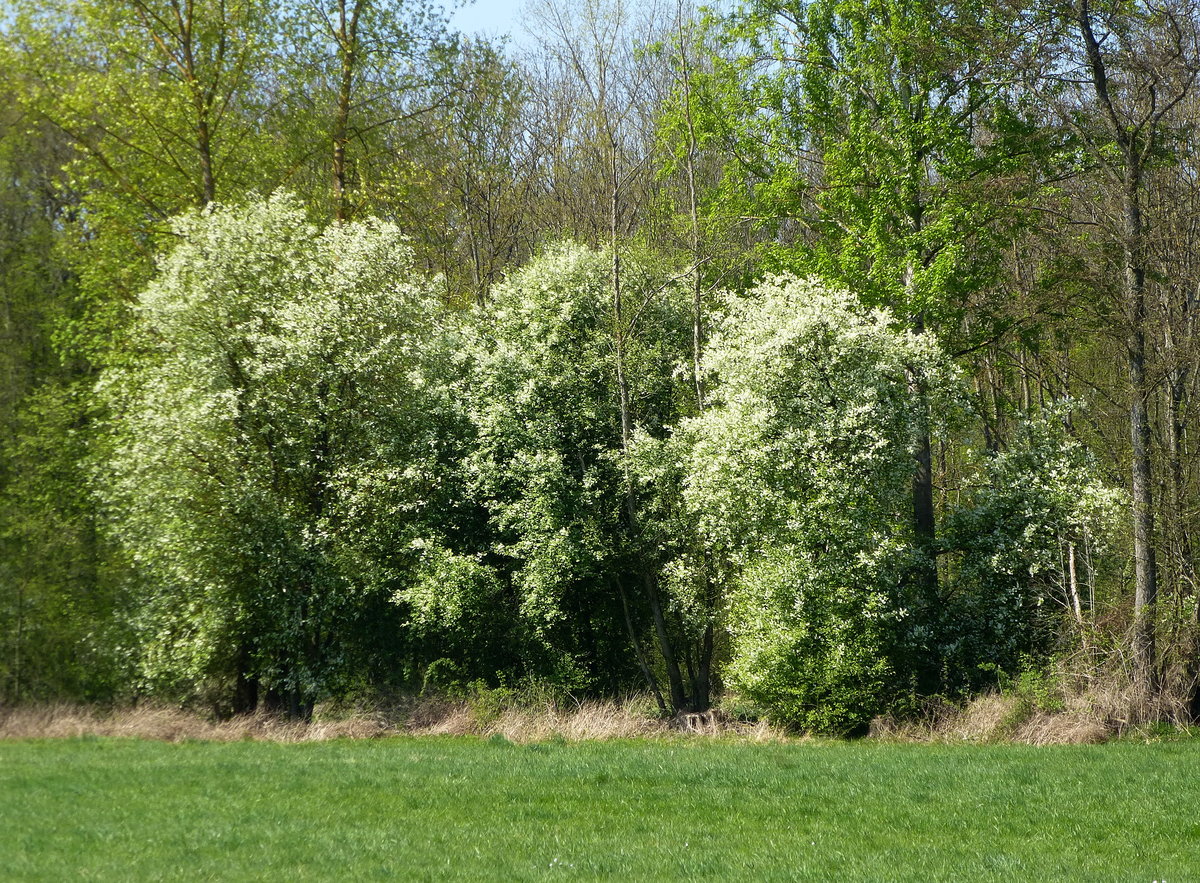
<box><xmin>694</xmin><ymin>621</ymin><xmax>714</xmax><ymax>712</ymax></box>
<box><xmin>1067</xmin><ymin>541</ymin><xmax>1084</xmax><ymax>627</ymax></box>
<box><xmin>196</xmin><ymin>116</ymin><xmax>216</xmax><ymax>206</ymax></box>
<box><xmin>332</xmin><ymin>0</ymin><xmax>362</xmax><ymax>222</ymax></box>
<box><xmin>1162</xmin><ymin>283</ymin><xmax>1197</xmax><ymax>600</ymax></box>
<box><xmin>1076</xmin><ymin>0</ymin><xmax>1164</xmax><ymax>691</ymax></box>
<box><xmin>677</xmin><ymin>6</ymin><xmax>706</xmax><ymax>414</ymax></box>
<box><xmin>897</xmin><ymin>68</ymin><xmax>937</xmax><ymax>599</ymax></box>
<box><xmin>233</xmin><ymin>668</ymin><xmax>258</xmax><ymax>716</ymax></box>
<box><xmin>644</xmin><ymin>571</ymin><xmax>688</xmax><ymax>711</ymax></box>
<box><xmin>615</xmin><ymin>576</ymin><xmax>666</xmax><ymax>712</ymax></box>
<box><xmin>1124</xmin><ymin>171</ymin><xmax>1158</xmax><ymax>687</ymax></box>
<box><xmin>678</xmin><ymin>9</ymin><xmax>713</xmax><ymax>710</ymax></box>
<box><xmin>12</xmin><ymin>577</ymin><xmax>23</xmax><ymax>703</ymax></box>
<box><xmin>170</xmin><ymin>0</ymin><xmax>219</xmax><ymax>206</ymax></box>
<box><xmin>907</xmin><ymin>305</ymin><xmax>938</xmax><ymax>601</ymax></box>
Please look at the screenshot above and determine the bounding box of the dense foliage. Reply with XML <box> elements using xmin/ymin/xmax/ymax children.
<box><xmin>3</xmin><ymin>0</ymin><xmax>1198</xmax><ymax>731</ymax></box>
<box><xmin>462</xmin><ymin>243</ymin><xmax>694</xmax><ymax>697</ymax></box>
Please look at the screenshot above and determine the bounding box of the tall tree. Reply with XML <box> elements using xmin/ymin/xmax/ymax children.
<box><xmin>465</xmin><ymin>242</ymin><xmax>696</xmax><ymax>707</ymax></box>
<box><xmin>679</xmin><ymin>278</ymin><xmax>961</xmax><ymax>733</ymax></box>
<box><xmin>5</xmin><ymin>0</ymin><xmax>287</xmax><ymax>357</ymax></box>
<box><xmin>1</xmin><ymin>0</ymin><xmax>291</xmax><ymax>703</ymax></box>
<box><xmin>1145</xmin><ymin>87</ymin><xmax>1200</xmax><ymax>625</ymax></box>
<box><xmin>0</xmin><ymin>92</ymin><xmax>121</xmax><ymax>702</ymax></box>
<box><xmin>527</xmin><ymin>0</ymin><xmax>704</xmax><ymax>710</ymax></box>
<box><xmin>1035</xmin><ymin>0</ymin><xmax>1200</xmax><ymax>685</ymax></box>
<box><xmin>100</xmin><ymin>194</ymin><xmax>464</xmax><ymax>715</ymax></box>
<box><xmin>415</xmin><ymin>37</ymin><xmax>540</xmax><ymax>304</ymax></box>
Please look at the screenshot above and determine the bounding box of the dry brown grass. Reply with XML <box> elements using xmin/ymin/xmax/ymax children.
<box><xmin>407</xmin><ymin>696</ymin><xmax>787</xmax><ymax>743</ymax></box>
<box><xmin>870</xmin><ymin>694</ymin><xmax>1114</xmax><ymax>745</ymax></box>
<box><xmin>0</xmin><ymin>696</ymin><xmax>790</xmax><ymax>744</ymax></box>
<box><xmin>0</xmin><ymin>703</ymin><xmax>391</xmax><ymax>743</ymax></box>
<box><xmin>1011</xmin><ymin>710</ymin><xmax>1111</xmax><ymax>745</ymax></box>
<box><xmin>13</xmin><ymin>659</ymin><xmax>1188</xmax><ymax>746</ymax></box>
<box><xmin>412</xmin><ymin>698</ymin><xmax>670</xmax><ymax>741</ymax></box>
<box><xmin>870</xmin><ymin>650</ymin><xmax>1197</xmax><ymax>745</ymax></box>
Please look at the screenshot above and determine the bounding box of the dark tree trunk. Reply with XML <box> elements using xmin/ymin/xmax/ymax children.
<box><xmin>1075</xmin><ymin>0</ymin><xmax>1179</xmax><ymax>690</ymax></box>
<box><xmin>232</xmin><ymin>643</ymin><xmax>258</xmax><ymax>715</ymax></box>
<box><xmin>606</xmin><ymin>134</ymin><xmax>690</xmax><ymax>712</ymax></box>
<box><xmin>693</xmin><ymin>621</ymin><xmax>714</xmax><ymax>712</ymax></box>
<box><xmin>615</xmin><ymin>576</ymin><xmax>667</xmax><ymax>713</ymax></box>
<box><xmin>644</xmin><ymin>571</ymin><xmax>688</xmax><ymax>711</ymax></box>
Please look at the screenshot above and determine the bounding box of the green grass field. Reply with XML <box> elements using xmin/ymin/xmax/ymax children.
<box><xmin>2</xmin><ymin>736</ymin><xmax>1197</xmax><ymax>880</ymax></box>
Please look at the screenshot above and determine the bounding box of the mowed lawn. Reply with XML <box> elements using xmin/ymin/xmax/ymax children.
<box><xmin>2</xmin><ymin>736</ymin><xmax>1198</xmax><ymax>880</ymax></box>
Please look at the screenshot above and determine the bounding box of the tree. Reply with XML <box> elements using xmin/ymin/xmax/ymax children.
<box><xmin>280</xmin><ymin>0</ymin><xmax>458</xmax><ymax>222</ymax></box>
<box><xmin>3</xmin><ymin>2</ymin><xmax>291</xmax><ymax>687</ymax></box>
<box><xmin>523</xmin><ymin>0</ymin><xmax>676</xmax><ymax>247</ymax></box>
<box><xmin>464</xmin><ymin>241</ymin><xmax>699</xmax><ymax>707</ymax></box>
<box><xmin>1033</xmin><ymin>0</ymin><xmax>1200</xmax><ymax>685</ymax></box>
<box><xmin>0</xmin><ymin>65</ymin><xmax>133</xmax><ymax>703</ymax></box>
<box><xmin>491</xmin><ymin>0</ymin><xmax>711</xmax><ymax>709</ymax></box>
<box><xmin>7</xmin><ymin>0</ymin><xmax>283</xmax><ymax>292</ymax></box>
<box><xmin>1145</xmin><ymin>87</ymin><xmax>1200</xmax><ymax>670</ymax></box>
<box><xmin>702</xmin><ymin>0</ymin><xmax>1036</xmax><ymax>608</ymax></box>
<box><xmin>99</xmin><ymin>193</ymin><xmax>463</xmax><ymax>715</ymax></box>
<box><xmin>679</xmin><ymin>276</ymin><xmax>960</xmax><ymax>732</ymax></box>
<box><xmin>408</xmin><ymin>37</ymin><xmax>541</xmax><ymax>304</ymax></box>
<box><xmin>940</xmin><ymin>408</ymin><xmax>1124</xmax><ymax>682</ymax></box>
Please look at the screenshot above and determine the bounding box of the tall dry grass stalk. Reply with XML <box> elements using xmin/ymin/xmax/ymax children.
<box><xmin>869</xmin><ymin>695</ymin><xmax>1114</xmax><ymax>745</ymax></box>
<box><xmin>400</xmin><ymin>694</ymin><xmax>787</xmax><ymax>742</ymax></box>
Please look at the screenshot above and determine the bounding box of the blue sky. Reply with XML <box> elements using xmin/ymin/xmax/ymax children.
<box><xmin>448</xmin><ymin>0</ymin><xmax>528</xmax><ymax>44</ymax></box>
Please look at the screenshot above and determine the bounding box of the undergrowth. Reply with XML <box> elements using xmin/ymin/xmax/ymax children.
<box><xmin>872</xmin><ymin>643</ymin><xmax>1200</xmax><ymax>744</ymax></box>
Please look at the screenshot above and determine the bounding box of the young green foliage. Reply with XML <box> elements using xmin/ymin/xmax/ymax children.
<box><xmin>704</xmin><ymin>0</ymin><xmax>1034</xmax><ymax>336</ymax></box>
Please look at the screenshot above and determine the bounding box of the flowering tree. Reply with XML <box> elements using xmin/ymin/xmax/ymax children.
<box><xmin>939</xmin><ymin>409</ymin><xmax>1124</xmax><ymax>683</ymax></box>
<box><xmin>679</xmin><ymin>276</ymin><xmax>959</xmax><ymax>733</ymax></box>
<box><xmin>462</xmin><ymin>241</ymin><xmax>699</xmax><ymax>706</ymax></box>
<box><xmin>99</xmin><ymin>193</ymin><xmax>463</xmax><ymax>715</ymax></box>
